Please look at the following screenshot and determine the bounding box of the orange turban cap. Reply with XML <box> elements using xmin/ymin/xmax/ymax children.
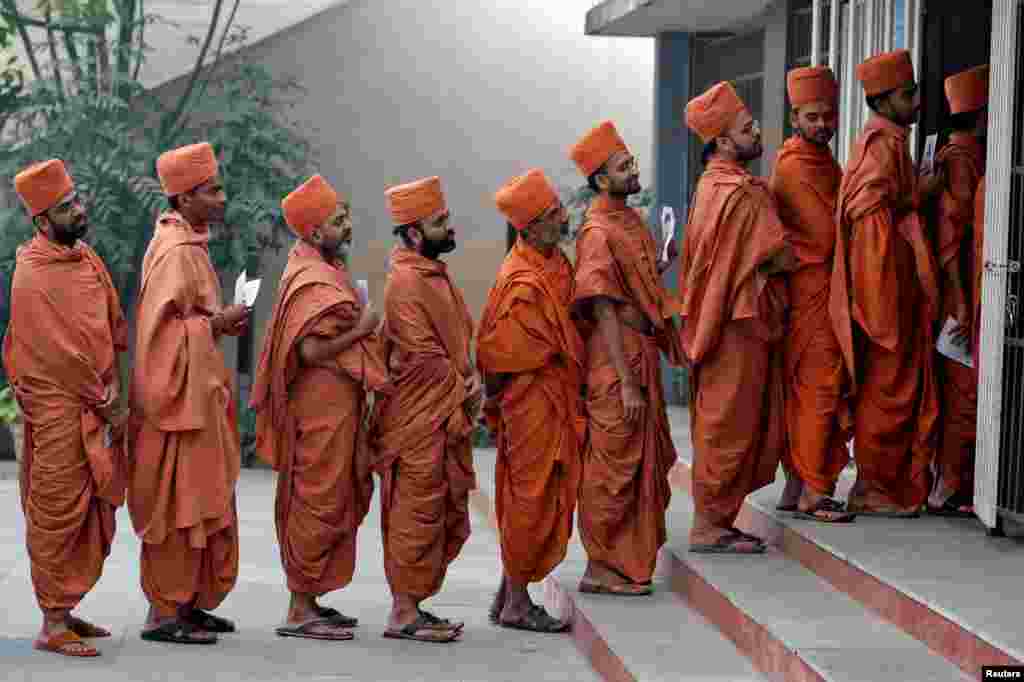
<box><xmin>495</xmin><ymin>169</ymin><xmax>559</xmax><ymax>230</ymax></box>
<box><xmin>282</xmin><ymin>175</ymin><xmax>340</xmax><ymax>240</ymax></box>
<box><xmin>856</xmin><ymin>49</ymin><xmax>915</xmax><ymax>97</ymax></box>
<box><xmin>385</xmin><ymin>176</ymin><xmax>447</xmax><ymax>226</ymax></box>
<box><xmin>685</xmin><ymin>82</ymin><xmax>749</xmax><ymax>144</ymax></box>
<box><xmin>945</xmin><ymin>65</ymin><xmax>990</xmax><ymax>115</ymax></box>
<box><xmin>569</xmin><ymin>121</ymin><xmax>628</xmax><ymax>177</ymax></box>
<box><xmin>787</xmin><ymin>66</ymin><xmax>839</xmax><ymax>108</ymax></box>
<box><xmin>14</xmin><ymin>159</ymin><xmax>74</xmax><ymax>217</ymax></box>
<box><xmin>157</xmin><ymin>142</ymin><xmax>219</xmax><ymax>197</ymax></box>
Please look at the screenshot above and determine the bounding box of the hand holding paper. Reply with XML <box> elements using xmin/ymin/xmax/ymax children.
<box><xmin>936</xmin><ymin>316</ymin><xmax>973</xmax><ymax>368</ymax></box>
<box><xmin>234</xmin><ymin>270</ymin><xmax>262</xmax><ymax>308</ymax></box>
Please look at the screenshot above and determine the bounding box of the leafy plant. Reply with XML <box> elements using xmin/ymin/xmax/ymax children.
<box><xmin>0</xmin><ymin>385</ymin><xmax>20</xmax><ymax>424</ymax></box>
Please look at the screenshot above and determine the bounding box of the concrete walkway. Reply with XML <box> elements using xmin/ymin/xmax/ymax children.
<box><xmin>0</xmin><ymin>457</ymin><xmax>598</xmax><ymax>682</ymax></box>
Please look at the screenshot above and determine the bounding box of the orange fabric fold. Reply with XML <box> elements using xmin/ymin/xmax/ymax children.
<box><xmin>476</xmin><ymin>239</ymin><xmax>585</xmax><ymax>584</ymax></box>
<box><xmin>679</xmin><ymin>159</ymin><xmax>788</xmax><ymax>542</ymax></box>
<box><xmin>830</xmin><ymin>114</ymin><xmax>939</xmax><ymax>509</ymax></box>
<box><xmin>128</xmin><ymin>210</ymin><xmax>240</xmax><ymax>617</ymax></box>
<box><xmin>932</xmin><ymin>134</ymin><xmax>984</xmax><ymax>503</ymax></box>
<box><xmin>369</xmin><ymin>246</ymin><xmax>476</xmax><ymax>599</ymax></box>
<box><xmin>251</xmin><ymin>241</ymin><xmax>389</xmax><ymax>595</ymax></box>
<box><xmin>3</xmin><ymin>236</ymin><xmax>127</xmax><ymax>611</ymax></box>
<box><xmin>571</xmin><ymin>194</ymin><xmax>680</xmax><ymax>583</ymax></box>
<box><xmin>769</xmin><ymin>136</ymin><xmax>850</xmax><ymax>495</ymax></box>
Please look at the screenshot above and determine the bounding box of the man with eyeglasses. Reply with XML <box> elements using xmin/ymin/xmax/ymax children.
<box><xmin>830</xmin><ymin>49</ymin><xmax>945</xmax><ymax>518</ymax></box>
<box><xmin>477</xmin><ymin>169</ymin><xmax>583</xmax><ymax>631</ymax></box>
<box><xmin>370</xmin><ymin>176</ymin><xmax>478</xmax><ymax>643</ymax></box>
<box><xmin>569</xmin><ymin>121</ymin><xmax>684</xmax><ymax>594</ymax></box>
<box><xmin>4</xmin><ymin>159</ymin><xmax>130</xmax><ymax>657</ymax></box>
<box><xmin>769</xmin><ymin>66</ymin><xmax>857</xmax><ymax>524</ymax></box>
<box><xmin>679</xmin><ymin>82</ymin><xmax>794</xmax><ymax>554</ymax></box>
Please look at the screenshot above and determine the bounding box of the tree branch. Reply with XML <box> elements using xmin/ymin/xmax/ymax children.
<box><xmin>114</xmin><ymin>0</ymin><xmax>134</xmax><ymax>98</ymax></box>
<box><xmin>173</xmin><ymin>0</ymin><xmax>239</xmax><ymax>139</ymax></box>
<box><xmin>43</xmin><ymin>7</ymin><xmax>65</xmax><ymax>102</ymax></box>
<box><xmin>62</xmin><ymin>31</ymin><xmax>84</xmax><ymax>89</ymax></box>
<box><xmin>160</xmin><ymin>0</ymin><xmax>224</xmax><ymax>141</ymax></box>
<box><xmin>131</xmin><ymin>0</ymin><xmax>144</xmax><ymax>82</ymax></box>
<box><xmin>1</xmin><ymin>0</ymin><xmax>43</xmax><ymax>83</ymax></box>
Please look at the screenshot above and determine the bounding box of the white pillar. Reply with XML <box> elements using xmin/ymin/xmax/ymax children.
<box><xmin>812</xmin><ymin>0</ymin><xmax>823</xmax><ymax>66</ymax></box>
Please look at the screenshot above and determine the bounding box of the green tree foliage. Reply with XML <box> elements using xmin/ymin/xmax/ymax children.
<box><xmin>0</xmin><ymin>1</ymin><xmax>312</xmax><ymax>325</ymax></box>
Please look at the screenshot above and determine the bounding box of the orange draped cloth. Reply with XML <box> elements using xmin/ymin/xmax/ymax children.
<box><xmin>679</xmin><ymin>159</ymin><xmax>789</xmax><ymax>543</ymax></box>
<box><xmin>830</xmin><ymin>115</ymin><xmax>940</xmax><ymax>510</ymax></box>
<box><xmin>572</xmin><ymin>193</ymin><xmax>683</xmax><ymax>584</ymax></box>
<box><xmin>3</xmin><ymin>236</ymin><xmax>127</xmax><ymax>612</ymax></box>
<box><xmin>370</xmin><ymin>246</ymin><xmax>477</xmax><ymax>600</ymax></box>
<box><xmin>769</xmin><ymin>136</ymin><xmax>850</xmax><ymax>496</ymax></box>
<box><xmin>129</xmin><ymin>211</ymin><xmax>240</xmax><ymax>617</ymax></box>
<box><xmin>251</xmin><ymin>241</ymin><xmax>389</xmax><ymax>595</ymax></box>
<box><xmin>932</xmin><ymin>134</ymin><xmax>984</xmax><ymax>503</ymax></box>
<box><xmin>476</xmin><ymin>239</ymin><xmax>585</xmax><ymax>584</ymax></box>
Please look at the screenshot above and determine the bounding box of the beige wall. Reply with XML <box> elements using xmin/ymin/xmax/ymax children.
<box><xmin>150</xmin><ymin>0</ymin><xmax>655</xmax><ymax>362</ymax></box>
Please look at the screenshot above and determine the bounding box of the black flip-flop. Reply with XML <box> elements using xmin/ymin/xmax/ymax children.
<box><xmin>382</xmin><ymin>615</ymin><xmax>461</xmax><ymax>643</ymax></box>
<box><xmin>499</xmin><ymin>605</ymin><xmax>570</xmax><ymax>634</ymax></box>
<box><xmin>690</xmin><ymin>534</ymin><xmax>767</xmax><ymax>554</ymax></box>
<box><xmin>141</xmin><ymin>621</ymin><xmax>217</xmax><ymax>645</ymax></box>
<box><xmin>184</xmin><ymin>609</ymin><xmax>235</xmax><ymax>633</ymax></box>
<box><xmin>315</xmin><ymin>607</ymin><xmax>358</xmax><ymax>628</ymax></box>
<box><xmin>927</xmin><ymin>495</ymin><xmax>975</xmax><ymax>518</ymax></box>
<box><xmin>793</xmin><ymin>498</ymin><xmax>856</xmax><ymax>523</ymax></box>
<box><xmin>276</xmin><ymin>617</ymin><xmax>354</xmax><ymax>641</ymax></box>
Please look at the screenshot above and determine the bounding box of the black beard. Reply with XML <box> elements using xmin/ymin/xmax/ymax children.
<box><xmin>54</xmin><ymin>220</ymin><xmax>86</xmax><ymax>246</ymax></box>
<box><xmin>798</xmin><ymin>128</ymin><xmax>834</xmax><ymax>147</ymax></box>
<box><xmin>420</xmin><ymin>235</ymin><xmax>455</xmax><ymax>260</ymax></box>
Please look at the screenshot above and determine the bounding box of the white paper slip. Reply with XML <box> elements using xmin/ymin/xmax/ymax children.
<box><xmin>234</xmin><ymin>270</ymin><xmax>262</xmax><ymax>308</ymax></box>
<box><xmin>936</xmin><ymin>316</ymin><xmax>974</xmax><ymax>368</ymax></box>
<box><xmin>354</xmin><ymin>279</ymin><xmax>369</xmax><ymax>306</ymax></box>
<box><xmin>660</xmin><ymin>206</ymin><xmax>676</xmax><ymax>263</ymax></box>
<box><xmin>921</xmin><ymin>133</ymin><xmax>938</xmax><ymax>174</ymax></box>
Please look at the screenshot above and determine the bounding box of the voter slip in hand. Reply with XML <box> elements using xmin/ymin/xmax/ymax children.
<box><xmin>234</xmin><ymin>270</ymin><xmax>262</xmax><ymax>308</ymax></box>
<box><xmin>936</xmin><ymin>316</ymin><xmax>973</xmax><ymax>368</ymax></box>
<box><xmin>354</xmin><ymin>279</ymin><xmax>369</xmax><ymax>306</ymax></box>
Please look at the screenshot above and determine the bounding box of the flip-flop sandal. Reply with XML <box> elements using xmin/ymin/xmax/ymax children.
<box><xmin>315</xmin><ymin>607</ymin><xmax>358</xmax><ymax>628</ymax></box>
<box><xmin>926</xmin><ymin>494</ymin><xmax>975</xmax><ymax>518</ymax></box>
<box><xmin>184</xmin><ymin>609</ymin><xmax>235</xmax><ymax>633</ymax></box>
<box><xmin>577</xmin><ymin>579</ymin><xmax>653</xmax><ymax>596</ymax></box>
<box><xmin>140</xmin><ymin>621</ymin><xmax>217</xmax><ymax>645</ymax></box>
<box><xmin>382</xmin><ymin>615</ymin><xmax>460</xmax><ymax>643</ymax></box>
<box><xmin>66</xmin><ymin>616</ymin><xmax>112</xmax><ymax>638</ymax></box>
<box><xmin>499</xmin><ymin>605</ymin><xmax>571</xmax><ymax>634</ymax></box>
<box><xmin>690</xmin><ymin>534</ymin><xmax>767</xmax><ymax>554</ymax></box>
<box><xmin>276</xmin><ymin>617</ymin><xmax>354</xmax><ymax>641</ymax></box>
<box><xmin>730</xmin><ymin>527</ymin><xmax>767</xmax><ymax>544</ymax></box>
<box><xmin>34</xmin><ymin>630</ymin><xmax>100</xmax><ymax>657</ymax></box>
<box><xmin>794</xmin><ymin>498</ymin><xmax>856</xmax><ymax>523</ymax></box>
<box><xmin>417</xmin><ymin>609</ymin><xmax>464</xmax><ymax>631</ymax></box>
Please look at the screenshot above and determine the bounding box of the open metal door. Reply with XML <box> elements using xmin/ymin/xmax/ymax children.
<box><xmin>976</xmin><ymin>0</ymin><xmax>1024</xmax><ymax>532</ymax></box>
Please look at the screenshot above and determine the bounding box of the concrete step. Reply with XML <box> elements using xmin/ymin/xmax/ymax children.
<box><xmin>662</xmin><ymin>490</ymin><xmax>973</xmax><ymax>682</ymax></box>
<box><xmin>669</xmin><ymin>453</ymin><xmax>1024</xmax><ymax>680</ymax></box>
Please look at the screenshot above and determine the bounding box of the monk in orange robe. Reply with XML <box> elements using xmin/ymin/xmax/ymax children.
<box><xmin>569</xmin><ymin>121</ymin><xmax>683</xmax><ymax>592</ymax></box>
<box><xmin>927</xmin><ymin>65</ymin><xmax>989</xmax><ymax>518</ymax></box>
<box><xmin>830</xmin><ymin>51</ymin><xmax>945</xmax><ymax>517</ymax></box>
<box><xmin>477</xmin><ymin>169</ymin><xmax>583</xmax><ymax>632</ymax></box>
<box><xmin>769</xmin><ymin>67</ymin><xmax>855</xmax><ymax>523</ymax></box>
<box><xmin>3</xmin><ymin>160</ymin><xmax>130</xmax><ymax>657</ymax></box>
<box><xmin>251</xmin><ymin>175</ymin><xmax>390</xmax><ymax>641</ymax></box>
<box><xmin>370</xmin><ymin>176</ymin><xmax>478</xmax><ymax>643</ymax></box>
<box><xmin>130</xmin><ymin>142</ymin><xmax>251</xmax><ymax>644</ymax></box>
<box><xmin>680</xmin><ymin>83</ymin><xmax>793</xmax><ymax>553</ymax></box>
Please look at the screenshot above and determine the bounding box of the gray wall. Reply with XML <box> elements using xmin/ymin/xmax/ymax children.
<box><xmin>150</xmin><ymin>0</ymin><xmax>656</xmax><ymax>357</ymax></box>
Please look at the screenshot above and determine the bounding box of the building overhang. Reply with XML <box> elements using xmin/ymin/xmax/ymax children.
<box><xmin>585</xmin><ymin>0</ymin><xmax>777</xmax><ymax>37</ymax></box>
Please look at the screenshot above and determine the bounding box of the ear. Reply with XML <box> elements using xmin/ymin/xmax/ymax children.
<box><xmin>310</xmin><ymin>227</ymin><xmax>323</xmax><ymax>244</ymax></box>
<box><xmin>596</xmin><ymin>173</ymin><xmax>611</xmax><ymax>192</ymax></box>
<box><xmin>789</xmin><ymin>109</ymin><xmax>800</xmax><ymax>129</ymax></box>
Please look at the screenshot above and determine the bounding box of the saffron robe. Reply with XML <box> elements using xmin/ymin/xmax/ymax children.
<box><xmin>680</xmin><ymin>159</ymin><xmax>789</xmax><ymax>542</ymax></box>
<box><xmin>3</xmin><ymin>236</ymin><xmax>127</xmax><ymax>611</ymax></box>
<box><xmin>769</xmin><ymin>136</ymin><xmax>850</xmax><ymax>495</ymax></box>
<box><xmin>251</xmin><ymin>240</ymin><xmax>389</xmax><ymax>595</ymax></box>
<box><xmin>572</xmin><ymin>193</ymin><xmax>683</xmax><ymax>584</ymax></box>
<box><xmin>476</xmin><ymin>238</ymin><xmax>585</xmax><ymax>584</ymax></box>
<box><xmin>129</xmin><ymin>211</ymin><xmax>240</xmax><ymax>617</ymax></box>
<box><xmin>370</xmin><ymin>246</ymin><xmax>476</xmax><ymax>600</ymax></box>
<box><xmin>830</xmin><ymin>115</ymin><xmax>940</xmax><ymax>510</ymax></box>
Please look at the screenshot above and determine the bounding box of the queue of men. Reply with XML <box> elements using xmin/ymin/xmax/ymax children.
<box><xmin>3</xmin><ymin>46</ymin><xmax>988</xmax><ymax>656</ymax></box>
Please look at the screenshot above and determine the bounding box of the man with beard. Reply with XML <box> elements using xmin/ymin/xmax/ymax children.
<box><xmin>131</xmin><ymin>142</ymin><xmax>251</xmax><ymax>644</ymax></box>
<box><xmin>769</xmin><ymin>67</ymin><xmax>856</xmax><ymax>523</ymax></box>
<box><xmin>927</xmin><ymin>65</ymin><xmax>989</xmax><ymax>518</ymax></box>
<box><xmin>477</xmin><ymin>169</ymin><xmax>583</xmax><ymax>632</ymax></box>
<box><xmin>680</xmin><ymin>82</ymin><xmax>793</xmax><ymax>553</ymax></box>
<box><xmin>371</xmin><ymin>176</ymin><xmax>478</xmax><ymax>643</ymax></box>
<box><xmin>3</xmin><ymin>159</ymin><xmax>130</xmax><ymax>657</ymax></box>
<box><xmin>570</xmin><ymin>121</ymin><xmax>683</xmax><ymax>593</ymax></box>
<box><xmin>830</xmin><ymin>50</ymin><xmax>945</xmax><ymax>517</ymax></box>
<box><xmin>251</xmin><ymin>175</ymin><xmax>390</xmax><ymax>641</ymax></box>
